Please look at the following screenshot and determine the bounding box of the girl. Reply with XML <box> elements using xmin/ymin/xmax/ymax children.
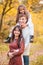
<box><xmin>7</xmin><ymin>25</ymin><xmax>25</xmax><ymax>65</ymax></box>
<box><xmin>4</xmin><ymin>4</ymin><xmax>34</xmax><ymax>43</ymax></box>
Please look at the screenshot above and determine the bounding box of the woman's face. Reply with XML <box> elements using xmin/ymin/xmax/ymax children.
<box><xmin>19</xmin><ymin>7</ymin><xmax>25</xmax><ymax>14</ymax></box>
<box><xmin>14</xmin><ymin>27</ymin><xmax>20</xmax><ymax>38</ymax></box>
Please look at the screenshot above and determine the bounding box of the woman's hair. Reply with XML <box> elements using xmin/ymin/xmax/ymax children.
<box><xmin>16</xmin><ymin>4</ymin><xmax>29</xmax><ymax>23</ymax></box>
<box><xmin>12</xmin><ymin>25</ymin><xmax>23</xmax><ymax>46</ymax></box>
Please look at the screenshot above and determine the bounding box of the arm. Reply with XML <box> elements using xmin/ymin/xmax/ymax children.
<box><xmin>13</xmin><ymin>38</ymin><xmax>25</xmax><ymax>56</ymax></box>
<box><xmin>27</xmin><ymin>14</ymin><xmax>34</xmax><ymax>36</ymax></box>
<box><xmin>27</xmin><ymin>14</ymin><xmax>34</xmax><ymax>42</ymax></box>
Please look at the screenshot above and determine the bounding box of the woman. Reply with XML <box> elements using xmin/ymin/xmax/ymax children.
<box><xmin>7</xmin><ymin>25</ymin><xmax>25</xmax><ymax>65</ymax></box>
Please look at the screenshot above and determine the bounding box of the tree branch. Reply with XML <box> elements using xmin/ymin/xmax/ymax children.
<box><xmin>4</xmin><ymin>7</ymin><xmax>14</xmax><ymax>15</ymax></box>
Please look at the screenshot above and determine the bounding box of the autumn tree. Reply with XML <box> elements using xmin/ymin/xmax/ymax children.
<box><xmin>0</xmin><ymin>0</ymin><xmax>19</xmax><ymax>31</ymax></box>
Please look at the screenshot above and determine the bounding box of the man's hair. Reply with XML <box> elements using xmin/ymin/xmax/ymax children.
<box><xmin>19</xmin><ymin>14</ymin><xmax>28</xmax><ymax>23</ymax></box>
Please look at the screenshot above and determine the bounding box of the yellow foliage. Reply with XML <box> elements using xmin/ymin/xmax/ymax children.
<box><xmin>0</xmin><ymin>0</ymin><xmax>43</xmax><ymax>42</ymax></box>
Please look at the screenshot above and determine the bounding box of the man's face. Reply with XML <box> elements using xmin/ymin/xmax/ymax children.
<box><xmin>19</xmin><ymin>16</ymin><xmax>27</xmax><ymax>28</ymax></box>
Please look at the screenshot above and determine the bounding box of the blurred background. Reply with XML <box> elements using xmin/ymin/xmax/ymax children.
<box><xmin>0</xmin><ymin>0</ymin><xmax>43</xmax><ymax>65</ymax></box>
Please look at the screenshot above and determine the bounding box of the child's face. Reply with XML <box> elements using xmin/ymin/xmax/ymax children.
<box><xmin>14</xmin><ymin>27</ymin><xmax>20</xmax><ymax>37</ymax></box>
<box><xmin>19</xmin><ymin>16</ymin><xmax>27</xmax><ymax>27</ymax></box>
<box><xmin>19</xmin><ymin>7</ymin><xmax>25</xmax><ymax>14</ymax></box>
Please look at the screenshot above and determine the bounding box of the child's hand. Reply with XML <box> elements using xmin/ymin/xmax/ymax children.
<box><xmin>20</xmin><ymin>23</ymin><xmax>27</xmax><ymax>28</ymax></box>
<box><xmin>30</xmin><ymin>35</ymin><xmax>34</xmax><ymax>43</ymax></box>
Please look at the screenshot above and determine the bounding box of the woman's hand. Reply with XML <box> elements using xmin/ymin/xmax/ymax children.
<box><xmin>8</xmin><ymin>52</ymin><xmax>14</xmax><ymax>59</ymax></box>
<box><xmin>7</xmin><ymin>49</ymin><xmax>19</xmax><ymax>59</ymax></box>
<box><xmin>11</xmin><ymin>49</ymin><xmax>19</xmax><ymax>56</ymax></box>
<box><xmin>13</xmin><ymin>49</ymin><xmax>19</xmax><ymax>52</ymax></box>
